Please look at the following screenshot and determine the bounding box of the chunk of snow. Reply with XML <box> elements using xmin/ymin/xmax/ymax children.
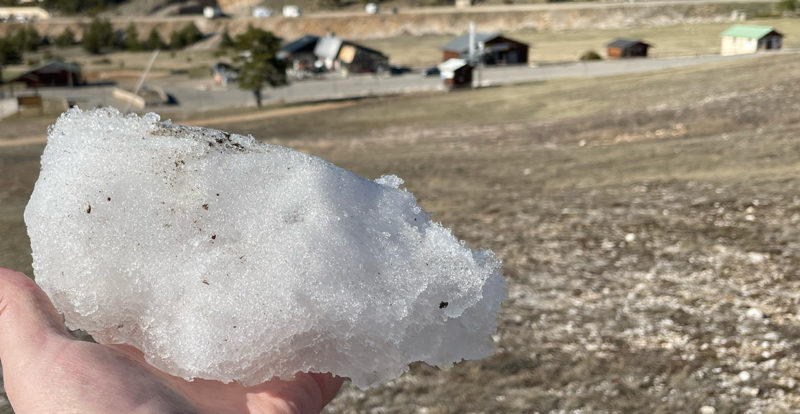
<box><xmin>24</xmin><ymin>108</ymin><xmax>507</xmax><ymax>389</ymax></box>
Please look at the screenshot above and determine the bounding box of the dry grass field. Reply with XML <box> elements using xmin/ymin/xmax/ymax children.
<box><xmin>361</xmin><ymin>18</ymin><xmax>800</xmax><ymax>67</ymax></box>
<box><xmin>2</xmin><ymin>52</ymin><xmax>800</xmax><ymax>412</ymax></box>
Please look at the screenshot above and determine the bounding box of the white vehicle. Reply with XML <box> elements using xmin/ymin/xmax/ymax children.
<box><xmin>282</xmin><ymin>5</ymin><xmax>301</xmax><ymax>17</ymax></box>
<box><xmin>252</xmin><ymin>6</ymin><xmax>273</xmax><ymax>17</ymax></box>
<box><xmin>365</xmin><ymin>2</ymin><xmax>378</xmax><ymax>14</ymax></box>
<box><xmin>203</xmin><ymin>6</ymin><xmax>222</xmax><ymax>19</ymax></box>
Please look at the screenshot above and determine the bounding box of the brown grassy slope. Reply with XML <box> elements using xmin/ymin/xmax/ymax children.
<box><xmin>1</xmin><ymin>53</ymin><xmax>800</xmax><ymax>412</ymax></box>
<box><xmin>207</xmin><ymin>52</ymin><xmax>800</xmax><ymax>143</ymax></box>
<box><xmin>205</xmin><ymin>53</ymin><xmax>800</xmax><ymax>412</ymax></box>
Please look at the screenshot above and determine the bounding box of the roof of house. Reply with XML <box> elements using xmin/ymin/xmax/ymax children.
<box><xmin>441</xmin><ymin>32</ymin><xmax>502</xmax><ymax>52</ymax></box>
<box><xmin>313</xmin><ymin>35</ymin><xmax>343</xmax><ymax>60</ymax></box>
<box><xmin>281</xmin><ymin>35</ymin><xmax>320</xmax><ymax>54</ymax></box>
<box><xmin>721</xmin><ymin>25</ymin><xmax>782</xmax><ymax>39</ymax></box>
<box><xmin>341</xmin><ymin>40</ymin><xmax>386</xmax><ymax>57</ymax></box>
<box><xmin>35</xmin><ymin>60</ymin><xmax>80</xmax><ymax>73</ymax></box>
<box><xmin>14</xmin><ymin>61</ymin><xmax>80</xmax><ymax>81</ymax></box>
<box><xmin>438</xmin><ymin>58</ymin><xmax>469</xmax><ymax>77</ymax></box>
<box><xmin>313</xmin><ymin>35</ymin><xmax>387</xmax><ymax>60</ymax></box>
<box><xmin>607</xmin><ymin>38</ymin><xmax>651</xmax><ymax>49</ymax></box>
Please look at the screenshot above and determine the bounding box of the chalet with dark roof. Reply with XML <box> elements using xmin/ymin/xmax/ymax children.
<box><xmin>440</xmin><ymin>32</ymin><xmax>528</xmax><ymax>65</ymax></box>
<box><xmin>313</xmin><ymin>34</ymin><xmax>388</xmax><ymax>73</ymax></box>
<box><xmin>13</xmin><ymin>61</ymin><xmax>82</xmax><ymax>87</ymax></box>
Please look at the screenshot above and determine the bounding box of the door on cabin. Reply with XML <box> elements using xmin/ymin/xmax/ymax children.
<box><xmin>507</xmin><ymin>51</ymin><xmax>518</xmax><ymax>64</ymax></box>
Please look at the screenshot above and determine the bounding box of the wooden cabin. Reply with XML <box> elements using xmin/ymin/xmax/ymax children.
<box><xmin>13</xmin><ymin>61</ymin><xmax>82</xmax><ymax>87</ymax></box>
<box><xmin>440</xmin><ymin>32</ymin><xmax>529</xmax><ymax>65</ymax></box>
<box><xmin>606</xmin><ymin>39</ymin><xmax>651</xmax><ymax>59</ymax></box>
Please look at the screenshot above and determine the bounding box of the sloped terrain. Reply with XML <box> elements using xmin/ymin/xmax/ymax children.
<box><xmin>211</xmin><ymin>53</ymin><xmax>800</xmax><ymax>412</ymax></box>
<box><xmin>2</xmin><ymin>52</ymin><xmax>800</xmax><ymax>412</ymax></box>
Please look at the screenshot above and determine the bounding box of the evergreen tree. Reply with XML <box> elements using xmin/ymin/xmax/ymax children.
<box><xmin>180</xmin><ymin>22</ymin><xmax>203</xmax><ymax>46</ymax></box>
<box><xmin>169</xmin><ymin>23</ymin><xmax>203</xmax><ymax>50</ymax></box>
<box><xmin>82</xmin><ymin>17</ymin><xmax>113</xmax><ymax>54</ymax></box>
<box><xmin>144</xmin><ymin>28</ymin><xmax>166</xmax><ymax>50</ymax></box>
<box><xmin>219</xmin><ymin>26</ymin><xmax>233</xmax><ymax>49</ymax></box>
<box><xmin>55</xmin><ymin>28</ymin><xmax>76</xmax><ymax>47</ymax></box>
<box><xmin>124</xmin><ymin>23</ymin><xmax>141</xmax><ymax>51</ymax></box>
<box><xmin>232</xmin><ymin>25</ymin><xmax>287</xmax><ymax>107</ymax></box>
<box><xmin>169</xmin><ymin>30</ymin><xmax>184</xmax><ymax>50</ymax></box>
<box><xmin>0</xmin><ymin>38</ymin><xmax>22</xmax><ymax>65</ymax></box>
<box><xmin>13</xmin><ymin>25</ymin><xmax>41</xmax><ymax>52</ymax></box>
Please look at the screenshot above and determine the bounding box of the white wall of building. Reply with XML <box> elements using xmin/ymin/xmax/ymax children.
<box><xmin>721</xmin><ymin>36</ymin><xmax>758</xmax><ymax>56</ymax></box>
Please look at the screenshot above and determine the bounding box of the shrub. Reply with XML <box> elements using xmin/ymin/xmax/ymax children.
<box><xmin>580</xmin><ymin>50</ymin><xmax>603</xmax><ymax>61</ymax></box>
<box><xmin>778</xmin><ymin>0</ymin><xmax>797</xmax><ymax>12</ymax></box>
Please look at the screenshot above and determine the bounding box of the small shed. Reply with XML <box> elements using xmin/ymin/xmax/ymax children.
<box><xmin>440</xmin><ymin>32</ymin><xmax>528</xmax><ymax>65</ymax></box>
<box><xmin>721</xmin><ymin>25</ymin><xmax>783</xmax><ymax>56</ymax></box>
<box><xmin>13</xmin><ymin>61</ymin><xmax>82</xmax><ymax>87</ymax></box>
<box><xmin>438</xmin><ymin>58</ymin><xmax>472</xmax><ymax>90</ymax></box>
<box><xmin>606</xmin><ymin>39</ymin><xmax>651</xmax><ymax>58</ymax></box>
<box><xmin>279</xmin><ymin>35</ymin><xmax>320</xmax><ymax>70</ymax></box>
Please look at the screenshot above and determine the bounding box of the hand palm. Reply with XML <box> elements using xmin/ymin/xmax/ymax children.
<box><xmin>0</xmin><ymin>268</ymin><xmax>343</xmax><ymax>414</ymax></box>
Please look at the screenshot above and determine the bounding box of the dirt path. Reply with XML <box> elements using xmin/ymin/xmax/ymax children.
<box><xmin>0</xmin><ymin>135</ymin><xmax>47</xmax><ymax>148</ymax></box>
<box><xmin>182</xmin><ymin>101</ymin><xmax>357</xmax><ymax>127</ymax></box>
<box><xmin>0</xmin><ymin>101</ymin><xmax>357</xmax><ymax>149</ymax></box>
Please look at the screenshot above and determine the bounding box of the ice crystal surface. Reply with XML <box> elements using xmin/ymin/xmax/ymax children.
<box><xmin>24</xmin><ymin>107</ymin><xmax>506</xmax><ymax>389</ymax></box>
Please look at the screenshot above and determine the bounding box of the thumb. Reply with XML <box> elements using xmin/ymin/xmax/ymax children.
<box><xmin>0</xmin><ymin>268</ymin><xmax>70</xmax><ymax>367</ymax></box>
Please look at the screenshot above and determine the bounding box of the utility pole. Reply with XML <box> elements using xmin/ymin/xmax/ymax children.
<box><xmin>468</xmin><ymin>21</ymin><xmax>476</xmax><ymax>64</ymax></box>
<box><xmin>477</xmin><ymin>40</ymin><xmax>484</xmax><ymax>88</ymax></box>
<box><xmin>125</xmin><ymin>49</ymin><xmax>159</xmax><ymax>112</ymax></box>
<box><xmin>468</xmin><ymin>21</ymin><xmax>476</xmax><ymax>88</ymax></box>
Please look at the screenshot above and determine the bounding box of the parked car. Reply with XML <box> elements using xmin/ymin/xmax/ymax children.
<box><xmin>203</xmin><ymin>6</ymin><xmax>223</xmax><ymax>19</ymax></box>
<box><xmin>252</xmin><ymin>7</ymin><xmax>273</xmax><ymax>17</ymax></box>
<box><xmin>389</xmin><ymin>65</ymin><xmax>412</xmax><ymax>76</ymax></box>
<box><xmin>421</xmin><ymin>66</ymin><xmax>440</xmax><ymax>77</ymax></box>
<box><xmin>365</xmin><ymin>2</ymin><xmax>379</xmax><ymax>14</ymax></box>
<box><xmin>282</xmin><ymin>5</ymin><xmax>301</xmax><ymax>17</ymax></box>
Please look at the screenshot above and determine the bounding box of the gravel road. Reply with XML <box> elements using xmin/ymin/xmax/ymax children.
<box><xmin>35</xmin><ymin>51</ymin><xmax>783</xmax><ymax>114</ymax></box>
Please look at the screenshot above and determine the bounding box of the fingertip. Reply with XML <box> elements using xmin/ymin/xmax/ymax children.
<box><xmin>0</xmin><ymin>267</ymin><xmax>38</xmax><ymax>291</ymax></box>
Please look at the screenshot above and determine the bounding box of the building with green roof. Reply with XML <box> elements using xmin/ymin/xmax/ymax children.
<box><xmin>721</xmin><ymin>25</ymin><xmax>783</xmax><ymax>56</ymax></box>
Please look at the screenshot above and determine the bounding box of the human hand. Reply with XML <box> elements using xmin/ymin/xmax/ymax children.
<box><xmin>0</xmin><ymin>268</ymin><xmax>344</xmax><ymax>414</ymax></box>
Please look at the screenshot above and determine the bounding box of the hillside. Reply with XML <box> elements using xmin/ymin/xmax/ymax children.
<box><xmin>204</xmin><ymin>52</ymin><xmax>800</xmax><ymax>412</ymax></box>
<box><xmin>2</xmin><ymin>48</ymin><xmax>800</xmax><ymax>414</ymax></box>
<box><xmin>0</xmin><ymin>0</ymin><xmax>781</xmax><ymax>40</ymax></box>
